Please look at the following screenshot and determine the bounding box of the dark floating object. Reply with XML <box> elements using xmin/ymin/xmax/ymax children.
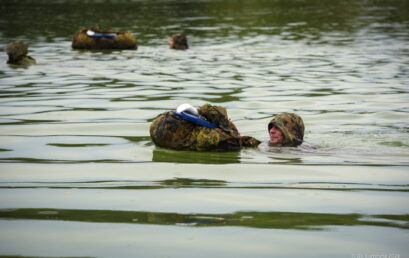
<box><xmin>72</xmin><ymin>27</ymin><xmax>137</xmax><ymax>50</ymax></box>
<box><xmin>6</xmin><ymin>41</ymin><xmax>36</xmax><ymax>65</ymax></box>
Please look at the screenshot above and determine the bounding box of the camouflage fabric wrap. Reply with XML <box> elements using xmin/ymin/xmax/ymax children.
<box><xmin>150</xmin><ymin>104</ymin><xmax>260</xmax><ymax>151</ymax></box>
<box><xmin>72</xmin><ymin>27</ymin><xmax>137</xmax><ymax>50</ymax></box>
<box><xmin>6</xmin><ymin>41</ymin><xmax>36</xmax><ymax>65</ymax></box>
<box><xmin>268</xmin><ymin>113</ymin><xmax>304</xmax><ymax>147</ymax></box>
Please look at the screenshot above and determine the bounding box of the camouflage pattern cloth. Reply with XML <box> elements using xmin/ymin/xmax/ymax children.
<box><xmin>150</xmin><ymin>104</ymin><xmax>260</xmax><ymax>151</ymax></box>
<box><xmin>268</xmin><ymin>112</ymin><xmax>304</xmax><ymax>147</ymax></box>
<box><xmin>6</xmin><ymin>41</ymin><xmax>36</xmax><ymax>65</ymax></box>
<box><xmin>72</xmin><ymin>27</ymin><xmax>137</xmax><ymax>50</ymax></box>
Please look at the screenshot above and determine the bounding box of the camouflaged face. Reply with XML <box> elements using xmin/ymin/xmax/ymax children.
<box><xmin>72</xmin><ymin>27</ymin><xmax>137</xmax><ymax>50</ymax></box>
<box><xmin>150</xmin><ymin>104</ymin><xmax>260</xmax><ymax>151</ymax></box>
<box><xmin>171</xmin><ymin>33</ymin><xmax>189</xmax><ymax>50</ymax></box>
<box><xmin>268</xmin><ymin>113</ymin><xmax>304</xmax><ymax>147</ymax></box>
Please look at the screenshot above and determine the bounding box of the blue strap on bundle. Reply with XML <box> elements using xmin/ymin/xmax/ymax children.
<box><xmin>89</xmin><ymin>33</ymin><xmax>116</xmax><ymax>38</ymax></box>
<box><xmin>174</xmin><ymin>112</ymin><xmax>218</xmax><ymax>129</ymax></box>
<box><xmin>87</xmin><ymin>30</ymin><xmax>116</xmax><ymax>38</ymax></box>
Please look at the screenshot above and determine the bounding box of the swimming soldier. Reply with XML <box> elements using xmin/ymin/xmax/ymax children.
<box><xmin>168</xmin><ymin>33</ymin><xmax>189</xmax><ymax>50</ymax></box>
<box><xmin>6</xmin><ymin>41</ymin><xmax>36</xmax><ymax>65</ymax></box>
<box><xmin>150</xmin><ymin>104</ymin><xmax>306</xmax><ymax>151</ymax></box>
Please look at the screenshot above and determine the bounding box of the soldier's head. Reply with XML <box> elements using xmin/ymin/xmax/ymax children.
<box><xmin>169</xmin><ymin>33</ymin><xmax>189</xmax><ymax>50</ymax></box>
<box><xmin>6</xmin><ymin>41</ymin><xmax>29</xmax><ymax>63</ymax></box>
<box><xmin>268</xmin><ymin>113</ymin><xmax>304</xmax><ymax>147</ymax></box>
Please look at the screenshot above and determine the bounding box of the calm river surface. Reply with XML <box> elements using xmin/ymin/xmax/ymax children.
<box><xmin>0</xmin><ymin>0</ymin><xmax>408</xmax><ymax>257</ymax></box>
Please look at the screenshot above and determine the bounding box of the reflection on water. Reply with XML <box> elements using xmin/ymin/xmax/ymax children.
<box><xmin>152</xmin><ymin>147</ymin><xmax>241</xmax><ymax>164</ymax></box>
<box><xmin>1</xmin><ymin>208</ymin><xmax>408</xmax><ymax>230</ymax></box>
<box><xmin>0</xmin><ymin>0</ymin><xmax>409</xmax><ymax>257</ymax></box>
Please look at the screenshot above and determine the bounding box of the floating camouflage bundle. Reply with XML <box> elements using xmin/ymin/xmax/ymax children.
<box><xmin>72</xmin><ymin>27</ymin><xmax>137</xmax><ymax>50</ymax></box>
<box><xmin>150</xmin><ymin>104</ymin><xmax>260</xmax><ymax>151</ymax></box>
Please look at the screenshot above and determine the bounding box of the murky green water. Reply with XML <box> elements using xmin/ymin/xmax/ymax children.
<box><xmin>0</xmin><ymin>0</ymin><xmax>408</xmax><ymax>257</ymax></box>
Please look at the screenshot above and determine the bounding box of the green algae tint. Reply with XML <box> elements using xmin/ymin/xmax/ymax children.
<box><xmin>0</xmin><ymin>0</ymin><xmax>409</xmax><ymax>257</ymax></box>
<box><xmin>1</xmin><ymin>208</ymin><xmax>408</xmax><ymax>230</ymax></box>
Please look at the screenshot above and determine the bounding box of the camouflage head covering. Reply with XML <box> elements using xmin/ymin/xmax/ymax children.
<box><xmin>6</xmin><ymin>41</ymin><xmax>36</xmax><ymax>65</ymax></box>
<box><xmin>170</xmin><ymin>33</ymin><xmax>189</xmax><ymax>50</ymax></box>
<box><xmin>7</xmin><ymin>41</ymin><xmax>28</xmax><ymax>61</ymax></box>
<box><xmin>72</xmin><ymin>27</ymin><xmax>137</xmax><ymax>50</ymax></box>
<box><xmin>268</xmin><ymin>113</ymin><xmax>304</xmax><ymax>147</ymax></box>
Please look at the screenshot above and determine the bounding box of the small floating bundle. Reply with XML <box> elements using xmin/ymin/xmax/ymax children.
<box><xmin>72</xmin><ymin>27</ymin><xmax>137</xmax><ymax>50</ymax></box>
